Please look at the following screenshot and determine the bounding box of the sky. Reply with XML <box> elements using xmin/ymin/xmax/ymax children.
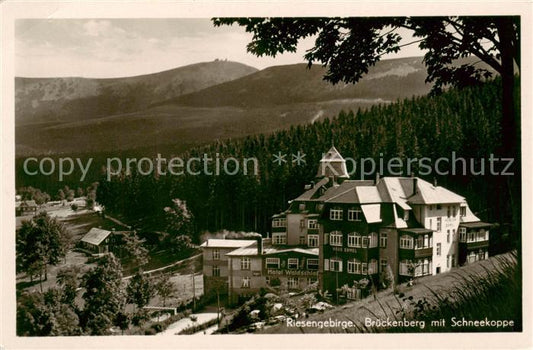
<box><xmin>16</xmin><ymin>18</ymin><xmax>424</xmax><ymax>78</ymax></box>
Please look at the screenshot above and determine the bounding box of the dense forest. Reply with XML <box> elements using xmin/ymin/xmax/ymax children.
<box><xmin>16</xmin><ymin>79</ymin><xmax>519</xmax><ymax>250</ymax></box>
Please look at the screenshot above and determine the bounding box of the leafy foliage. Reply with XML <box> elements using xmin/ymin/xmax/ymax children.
<box><xmin>213</xmin><ymin>17</ymin><xmax>519</xmax><ymax>93</ymax></box>
<box><xmin>81</xmin><ymin>254</ymin><xmax>126</xmax><ymax>335</ymax></box>
<box><xmin>16</xmin><ymin>211</ymin><xmax>71</xmax><ymax>288</ymax></box>
<box><xmin>126</xmin><ymin>270</ymin><xmax>154</xmax><ymax>309</ymax></box>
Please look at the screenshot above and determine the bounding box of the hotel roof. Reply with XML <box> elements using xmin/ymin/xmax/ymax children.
<box><xmin>199</xmin><ymin>239</ymin><xmax>256</xmax><ymax>249</ymax></box>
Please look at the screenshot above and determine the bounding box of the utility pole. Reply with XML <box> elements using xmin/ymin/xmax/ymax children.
<box><xmin>192</xmin><ymin>272</ymin><xmax>196</xmax><ymax>311</ymax></box>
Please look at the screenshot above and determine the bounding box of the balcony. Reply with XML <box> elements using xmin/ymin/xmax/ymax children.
<box><xmin>399</xmin><ymin>247</ymin><xmax>433</xmax><ymax>260</ymax></box>
<box><xmin>462</xmin><ymin>240</ymin><xmax>489</xmax><ymax>250</ymax></box>
<box><xmin>414</xmin><ymin>247</ymin><xmax>433</xmax><ymax>258</ymax></box>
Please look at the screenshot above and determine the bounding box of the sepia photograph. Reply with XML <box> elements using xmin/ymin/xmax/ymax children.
<box><xmin>1</xmin><ymin>2</ymin><xmax>532</xmax><ymax>349</ymax></box>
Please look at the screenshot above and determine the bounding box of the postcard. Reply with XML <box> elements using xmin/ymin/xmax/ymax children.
<box><xmin>1</xmin><ymin>1</ymin><xmax>531</xmax><ymax>349</ymax></box>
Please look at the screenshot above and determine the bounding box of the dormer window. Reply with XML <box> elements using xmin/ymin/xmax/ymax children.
<box><xmin>299</xmin><ymin>203</ymin><xmax>306</xmax><ymax>211</ymax></box>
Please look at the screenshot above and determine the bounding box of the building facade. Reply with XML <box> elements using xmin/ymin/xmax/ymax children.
<box><xmin>200</xmin><ymin>239</ymin><xmax>257</xmax><ymax>298</ymax></box>
<box><xmin>201</xmin><ymin>147</ymin><xmax>491</xmax><ymax>304</ymax></box>
<box><xmin>272</xmin><ymin>147</ymin><xmax>491</xmax><ymax>300</ymax></box>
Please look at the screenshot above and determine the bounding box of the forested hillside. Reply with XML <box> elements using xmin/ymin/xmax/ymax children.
<box><xmin>91</xmin><ymin>79</ymin><xmax>516</xmax><ymax>249</ymax></box>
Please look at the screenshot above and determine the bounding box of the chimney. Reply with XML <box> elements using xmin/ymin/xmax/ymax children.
<box><xmin>412</xmin><ymin>178</ymin><xmax>418</xmax><ymax>196</ymax></box>
<box><xmin>433</xmin><ymin>177</ymin><xmax>438</xmax><ymax>187</ymax></box>
<box><xmin>374</xmin><ymin>172</ymin><xmax>380</xmax><ymax>185</ymax></box>
<box><xmin>256</xmin><ymin>236</ymin><xmax>263</xmax><ymax>255</ymax></box>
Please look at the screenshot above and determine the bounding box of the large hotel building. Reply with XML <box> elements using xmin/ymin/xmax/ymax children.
<box><xmin>202</xmin><ymin>147</ymin><xmax>491</xmax><ymax>303</ymax></box>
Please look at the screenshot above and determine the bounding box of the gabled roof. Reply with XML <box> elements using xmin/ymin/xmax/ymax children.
<box><xmin>226</xmin><ymin>241</ymin><xmax>260</xmax><ymax>256</ymax></box>
<box><xmin>200</xmin><ymin>239</ymin><xmax>256</xmax><ymax>249</ymax></box>
<box><xmin>407</xmin><ymin>178</ymin><xmax>464</xmax><ymax>204</ymax></box>
<box><xmin>322</xmin><ymin>180</ymin><xmax>373</xmax><ymax>203</ymax></box>
<box><xmin>263</xmin><ymin>247</ymin><xmax>319</xmax><ymax>256</ymax></box>
<box><xmin>356</xmin><ymin>186</ymin><xmax>382</xmax><ymax>204</ymax></box>
<box><xmin>460</xmin><ymin>204</ymin><xmax>481</xmax><ymax>223</ymax></box>
<box><xmin>295</xmin><ymin>177</ymin><xmax>330</xmax><ymax>201</ymax></box>
<box><xmin>377</xmin><ymin>177</ymin><xmax>412</xmax><ymax>210</ymax></box>
<box><xmin>320</xmin><ymin>146</ymin><xmax>345</xmax><ymax>162</ymax></box>
<box><xmin>81</xmin><ymin>228</ymin><xmax>112</xmax><ymax>246</ymax></box>
<box><xmin>317</xmin><ymin>146</ymin><xmax>350</xmax><ymax>178</ymax></box>
<box><xmin>361</xmin><ymin>204</ymin><xmax>382</xmax><ymax>223</ymax></box>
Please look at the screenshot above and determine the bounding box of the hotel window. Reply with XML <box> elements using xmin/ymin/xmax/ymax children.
<box><xmin>273</xmin><ymin>233</ymin><xmax>287</xmax><ymax>245</ymax></box>
<box><xmin>380</xmin><ymin>233</ymin><xmax>387</xmax><ymax>248</ymax></box>
<box><xmin>324</xmin><ymin>258</ymin><xmax>329</xmax><ymax>271</ymax></box>
<box><xmin>447</xmin><ymin>230</ymin><xmax>450</xmax><ymax>243</ymax></box>
<box><xmin>307</xmin><ymin>259</ymin><xmax>319</xmax><ymax>270</ymax></box>
<box><xmin>348</xmin><ymin>209</ymin><xmax>362</xmax><ymax>221</ymax></box>
<box><xmin>452</xmin><ymin>206</ymin><xmax>457</xmax><ymax>217</ymax></box>
<box><xmin>299</xmin><ymin>236</ymin><xmax>306</xmax><ymax>245</ymax></box>
<box><xmin>240</xmin><ymin>257</ymin><xmax>250</xmax><ymax>270</ymax></box>
<box><xmin>330</xmin><ymin>231</ymin><xmax>343</xmax><ymax>246</ymax></box>
<box><xmin>429</xmin><ymin>205</ymin><xmax>434</xmax><ymax>211</ymax></box>
<box><xmin>418</xmin><ymin>258</ymin><xmax>430</xmax><ymax>276</ymax></box>
<box><xmin>361</xmin><ymin>262</ymin><xmax>368</xmax><ymax>275</ymax></box>
<box><xmin>399</xmin><ymin>260</ymin><xmax>411</xmax><ymax>275</ymax></box>
<box><xmin>288</xmin><ymin>258</ymin><xmax>299</xmax><ymax>269</ymax></box>
<box><xmin>368</xmin><ymin>259</ymin><xmax>378</xmax><ymax>274</ymax></box>
<box><xmin>436</xmin><ymin>243</ymin><xmax>441</xmax><ymax>256</ymax></box>
<box><xmin>347</xmin><ymin>232</ymin><xmax>360</xmax><ymax>247</ymax></box>
<box><xmin>307</xmin><ymin>234</ymin><xmax>319</xmax><ymax>247</ymax></box>
<box><xmin>399</xmin><ymin>235</ymin><xmax>414</xmax><ymax>249</ymax></box>
<box><xmin>452</xmin><ymin>254</ymin><xmax>456</xmax><ymax>267</ymax></box>
<box><xmin>330</xmin><ymin>208</ymin><xmax>343</xmax><ymax>220</ymax></box>
<box><xmin>287</xmin><ymin>277</ymin><xmax>299</xmax><ymax>289</ymax></box>
<box><xmin>308</xmin><ymin>219</ymin><xmax>318</xmax><ymax>229</ymax></box>
<box><xmin>266</xmin><ymin>258</ymin><xmax>280</xmax><ymax>269</ymax></box>
<box><xmin>415</xmin><ymin>234</ymin><xmax>431</xmax><ymax>249</ymax></box>
<box><xmin>436</xmin><ymin>217</ymin><xmax>442</xmax><ymax>232</ymax></box>
<box><xmin>272</xmin><ymin>218</ymin><xmax>286</xmax><ymax>228</ymax></box>
<box><xmin>242</xmin><ymin>277</ymin><xmax>250</xmax><ymax>288</ymax></box>
<box><xmin>299</xmin><ymin>203</ymin><xmax>306</xmax><ymax>211</ymax></box>
<box><xmin>447</xmin><ymin>255</ymin><xmax>450</xmax><ymax>268</ymax></box>
<box><xmin>478</xmin><ymin>249</ymin><xmax>486</xmax><ymax>261</ymax></box>
<box><xmin>467</xmin><ymin>231</ymin><xmax>475</xmax><ymax>242</ymax></box>
<box><xmin>330</xmin><ymin>258</ymin><xmax>343</xmax><ymax>272</ymax></box>
<box><xmin>212</xmin><ymin>265</ymin><xmax>220</xmax><ymax>277</ymax></box>
<box><xmin>459</xmin><ymin>227</ymin><xmax>467</xmax><ymax>242</ymax></box>
<box><xmin>478</xmin><ymin>230</ymin><xmax>487</xmax><ymax>241</ymax></box>
<box><xmin>212</xmin><ymin>249</ymin><xmax>220</xmax><ymax>260</ymax></box>
<box><xmin>460</xmin><ymin>206</ymin><xmax>466</xmax><ymax>217</ymax></box>
<box><xmin>453</xmin><ymin>229</ymin><xmax>457</xmax><ymax>242</ymax></box>
<box><xmin>265</xmin><ymin>276</ymin><xmax>271</xmax><ymax>285</ymax></box>
<box><xmin>300</xmin><ymin>220</ymin><xmax>306</xmax><ymax>229</ymax></box>
<box><xmin>362</xmin><ymin>236</ymin><xmax>369</xmax><ymax>248</ymax></box>
<box><xmin>347</xmin><ymin>259</ymin><xmax>360</xmax><ymax>274</ymax></box>
<box><xmin>380</xmin><ymin>259</ymin><xmax>388</xmax><ymax>272</ymax></box>
<box><xmin>437</xmin><ymin>204</ymin><xmax>442</xmax><ymax>210</ymax></box>
<box><xmin>447</xmin><ymin>206</ymin><xmax>451</xmax><ymax>218</ymax></box>
<box><xmin>369</xmin><ymin>232</ymin><xmax>378</xmax><ymax>248</ymax></box>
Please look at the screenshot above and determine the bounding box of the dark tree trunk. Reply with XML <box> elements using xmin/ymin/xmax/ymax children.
<box><xmin>496</xmin><ymin>17</ymin><xmax>521</xmax><ymax>254</ymax></box>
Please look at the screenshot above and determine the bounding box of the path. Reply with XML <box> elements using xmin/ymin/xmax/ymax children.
<box><xmin>156</xmin><ymin>313</ymin><xmax>218</xmax><ymax>336</ymax></box>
